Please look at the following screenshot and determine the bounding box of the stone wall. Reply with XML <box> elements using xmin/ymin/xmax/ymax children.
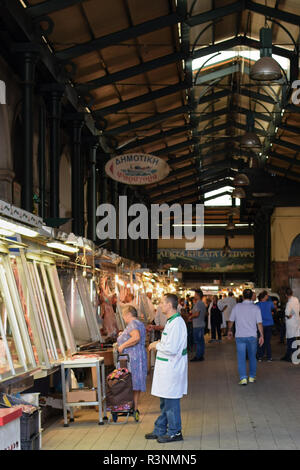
<box><xmin>0</xmin><ymin>54</ymin><xmax>72</xmax><ymax>224</ymax></box>
<box><xmin>271</xmin><ymin>261</ymin><xmax>289</xmax><ymax>292</ymax></box>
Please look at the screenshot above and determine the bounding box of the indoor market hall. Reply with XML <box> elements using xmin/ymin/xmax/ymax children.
<box><xmin>0</xmin><ymin>0</ymin><xmax>299</xmax><ymax>455</ymax></box>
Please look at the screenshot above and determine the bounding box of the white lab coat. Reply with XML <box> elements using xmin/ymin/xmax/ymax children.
<box><xmin>220</xmin><ymin>297</ymin><xmax>237</xmax><ymax>322</ymax></box>
<box><xmin>285</xmin><ymin>296</ymin><xmax>300</xmax><ymax>338</ymax></box>
<box><xmin>151</xmin><ymin>314</ymin><xmax>188</xmax><ymax>399</ymax></box>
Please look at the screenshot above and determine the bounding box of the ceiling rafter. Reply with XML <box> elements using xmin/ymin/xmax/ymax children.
<box><xmin>146</xmin><ymin>164</ymin><xmax>199</xmax><ymax>188</ymax></box>
<box><xmin>149</xmin><ymin>174</ymin><xmax>200</xmax><ymax>194</ymax></box>
<box><xmin>120</xmin><ymin>124</ymin><xmax>194</xmax><ymax>153</ymax></box>
<box><xmin>155</xmin><ymin>139</ymin><xmax>198</xmax><ymax>156</ymax></box>
<box><xmin>267</xmin><ymin>164</ymin><xmax>300</xmax><ymax>180</ymax></box>
<box><xmin>274</xmin><ymin>139</ymin><xmax>300</xmax><ymax>153</ymax></box>
<box><xmin>104</xmin><ymin>105</ymin><xmax>190</xmax><ymax>135</ymax></box>
<box><xmin>278</xmin><ymin>123</ymin><xmax>300</xmax><ymax>135</ymax></box>
<box><xmin>151</xmin><ymin>177</ymin><xmax>233</xmax><ymax>202</ymax></box>
<box><xmin>204</xmin><ymin>191</ymin><xmax>232</xmax><ymax>202</ymax></box>
<box><xmin>269</xmin><ymin>151</ymin><xmax>300</xmax><ymax>167</ymax></box>
<box><xmin>199</xmin><ymin>89</ymin><xmax>231</xmax><ymax>104</ymax></box>
<box><xmin>162</xmin><ymin>194</ymin><xmax>201</xmax><ymax>205</ymax></box>
<box><xmin>76</xmin><ymin>52</ymin><xmax>186</xmax><ymax>92</ymax></box>
<box><xmin>93</xmin><ymin>82</ymin><xmax>189</xmax><ymax>117</ymax></box>
<box><xmin>198</xmin><ymin>87</ymin><xmax>275</xmax><ymax>107</ymax></box>
<box><xmin>200</xmin><ymin>176</ymin><xmax>234</xmax><ymax>190</ymax></box>
<box><xmin>56</xmin><ymin>12</ymin><xmax>183</xmax><ymax>60</ymax></box>
<box><xmin>186</xmin><ymin>1</ymin><xmax>243</xmax><ymax>27</ymax></box>
<box><xmin>246</xmin><ymin>0</ymin><xmax>300</xmax><ymax>27</ymax></box>
<box><xmin>26</xmin><ymin>0</ymin><xmax>87</xmax><ymax>18</ymax></box>
<box><xmin>166</xmin><ymin>151</ymin><xmax>200</xmax><ymax>166</ymax></box>
<box><xmin>188</xmin><ymin>1</ymin><xmax>300</xmax><ymax>28</ymax></box>
<box><xmin>77</xmin><ymin>35</ymin><xmax>291</xmax><ymax>94</ymax></box>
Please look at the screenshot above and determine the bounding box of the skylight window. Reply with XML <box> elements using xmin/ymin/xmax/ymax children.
<box><xmin>204</xmin><ymin>186</ymin><xmax>240</xmax><ymax>207</ymax></box>
<box><xmin>192</xmin><ymin>49</ymin><xmax>289</xmax><ymax>72</ymax></box>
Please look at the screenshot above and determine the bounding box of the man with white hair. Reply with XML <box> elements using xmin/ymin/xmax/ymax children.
<box><xmin>281</xmin><ymin>287</ymin><xmax>300</xmax><ymax>362</ymax></box>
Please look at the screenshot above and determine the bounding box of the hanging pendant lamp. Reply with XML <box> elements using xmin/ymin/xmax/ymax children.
<box><xmin>250</xmin><ymin>56</ymin><xmax>282</xmax><ymax>81</ymax></box>
<box><xmin>232</xmin><ymin>187</ymin><xmax>246</xmax><ymax>199</ymax></box>
<box><xmin>226</xmin><ymin>220</ymin><xmax>235</xmax><ymax>231</ymax></box>
<box><xmin>233</xmin><ymin>173</ymin><xmax>250</xmax><ymax>186</ymax></box>
<box><xmin>228</xmin><ymin>207</ymin><xmax>240</xmax><ymax>216</ymax></box>
<box><xmin>240</xmin><ymin>132</ymin><xmax>261</xmax><ymax>150</ymax></box>
<box><xmin>250</xmin><ymin>27</ymin><xmax>282</xmax><ymax>81</ymax></box>
<box><xmin>240</xmin><ymin>112</ymin><xmax>261</xmax><ymax>151</ymax></box>
<box><xmin>226</xmin><ymin>214</ymin><xmax>235</xmax><ymax>231</ymax></box>
<box><xmin>222</xmin><ymin>236</ymin><xmax>231</xmax><ymax>257</ymax></box>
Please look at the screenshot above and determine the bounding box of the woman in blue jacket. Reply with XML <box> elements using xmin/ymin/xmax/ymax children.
<box><xmin>257</xmin><ymin>291</ymin><xmax>275</xmax><ymax>362</ymax></box>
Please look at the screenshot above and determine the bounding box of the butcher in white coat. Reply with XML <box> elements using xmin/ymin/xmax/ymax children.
<box><xmin>145</xmin><ymin>293</ymin><xmax>187</xmax><ymax>444</ymax></box>
<box><xmin>281</xmin><ymin>287</ymin><xmax>300</xmax><ymax>362</ymax></box>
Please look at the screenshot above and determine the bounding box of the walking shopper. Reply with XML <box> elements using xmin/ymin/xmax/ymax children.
<box><xmin>146</xmin><ymin>294</ymin><xmax>188</xmax><ymax>443</ymax></box>
<box><xmin>281</xmin><ymin>287</ymin><xmax>300</xmax><ymax>362</ymax></box>
<box><xmin>257</xmin><ymin>291</ymin><xmax>275</xmax><ymax>362</ymax></box>
<box><xmin>273</xmin><ymin>298</ymin><xmax>285</xmax><ymax>343</ymax></box>
<box><xmin>218</xmin><ymin>292</ymin><xmax>236</xmax><ymax>335</ymax></box>
<box><xmin>228</xmin><ymin>289</ymin><xmax>264</xmax><ymax>385</ymax></box>
<box><xmin>189</xmin><ymin>289</ymin><xmax>207</xmax><ymax>361</ymax></box>
<box><xmin>208</xmin><ymin>296</ymin><xmax>223</xmax><ymax>342</ymax></box>
<box><xmin>117</xmin><ymin>306</ymin><xmax>147</xmax><ymax>416</ymax></box>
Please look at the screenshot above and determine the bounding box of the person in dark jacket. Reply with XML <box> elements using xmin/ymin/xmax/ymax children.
<box><xmin>208</xmin><ymin>295</ymin><xmax>223</xmax><ymax>342</ymax></box>
<box><xmin>256</xmin><ymin>291</ymin><xmax>275</xmax><ymax>362</ymax></box>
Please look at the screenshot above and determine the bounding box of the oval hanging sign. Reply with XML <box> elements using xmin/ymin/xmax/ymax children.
<box><xmin>105</xmin><ymin>153</ymin><xmax>170</xmax><ymax>185</ymax></box>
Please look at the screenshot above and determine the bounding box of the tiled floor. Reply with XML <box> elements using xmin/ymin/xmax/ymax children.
<box><xmin>42</xmin><ymin>336</ymin><xmax>300</xmax><ymax>450</ymax></box>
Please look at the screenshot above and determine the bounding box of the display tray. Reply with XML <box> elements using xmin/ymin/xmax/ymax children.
<box><xmin>75</xmin><ymin>349</ymin><xmax>114</xmax><ymax>366</ymax></box>
<box><xmin>77</xmin><ymin>342</ymin><xmax>113</xmax><ymax>351</ymax></box>
<box><xmin>0</xmin><ymin>368</ymin><xmax>40</xmax><ymax>391</ymax></box>
<box><xmin>77</xmin><ymin>341</ymin><xmax>101</xmax><ymax>351</ymax></box>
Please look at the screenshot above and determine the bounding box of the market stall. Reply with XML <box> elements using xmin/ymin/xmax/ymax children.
<box><xmin>58</xmin><ymin>267</ymin><xmax>102</xmax><ymax>347</ymax></box>
<box><xmin>0</xmin><ymin>240</ymin><xmax>38</xmax><ymax>383</ymax></box>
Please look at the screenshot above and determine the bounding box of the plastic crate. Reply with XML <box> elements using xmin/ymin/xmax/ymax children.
<box><xmin>21</xmin><ymin>432</ymin><xmax>40</xmax><ymax>451</ymax></box>
<box><xmin>0</xmin><ymin>393</ymin><xmax>39</xmax><ymax>440</ymax></box>
<box><xmin>20</xmin><ymin>410</ymin><xmax>39</xmax><ymax>441</ymax></box>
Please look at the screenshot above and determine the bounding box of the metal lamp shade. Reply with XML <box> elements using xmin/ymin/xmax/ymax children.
<box><xmin>226</xmin><ymin>221</ymin><xmax>235</xmax><ymax>230</ymax></box>
<box><xmin>228</xmin><ymin>207</ymin><xmax>240</xmax><ymax>216</ymax></box>
<box><xmin>240</xmin><ymin>132</ymin><xmax>261</xmax><ymax>150</ymax></box>
<box><xmin>232</xmin><ymin>187</ymin><xmax>246</xmax><ymax>199</ymax></box>
<box><xmin>250</xmin><ymin>56</ymin><xmax>282</xmax><ymax>81</ymax></box>
<box><xmin>233</xmin><ymin>173</ymin><xmax>250</xmax><ymax>186</ymax></box>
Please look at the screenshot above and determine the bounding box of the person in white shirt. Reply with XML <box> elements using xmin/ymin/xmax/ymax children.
<box><xmin>217</xmin><ymin>294</ymin><xmax>229</xmax><ymax>332</ymax></box>
<box><xmin>219</xmin><ymin>292</ymin><xmax>236</xmax><ymax>334</ymax></box>
<box><xmin>281</xmin><ymin>287</ymin><xmax>300</xmax><ymax>362</ymax></box>
<box><xmin>146</xmin><ymin>293</ymin><xmax>187</xmax><ymax>443</ymax></box>
<box><xmin>147</xmin><ymin>302</ymin><xmax>167</xmax><ymax>340</ymax></box>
